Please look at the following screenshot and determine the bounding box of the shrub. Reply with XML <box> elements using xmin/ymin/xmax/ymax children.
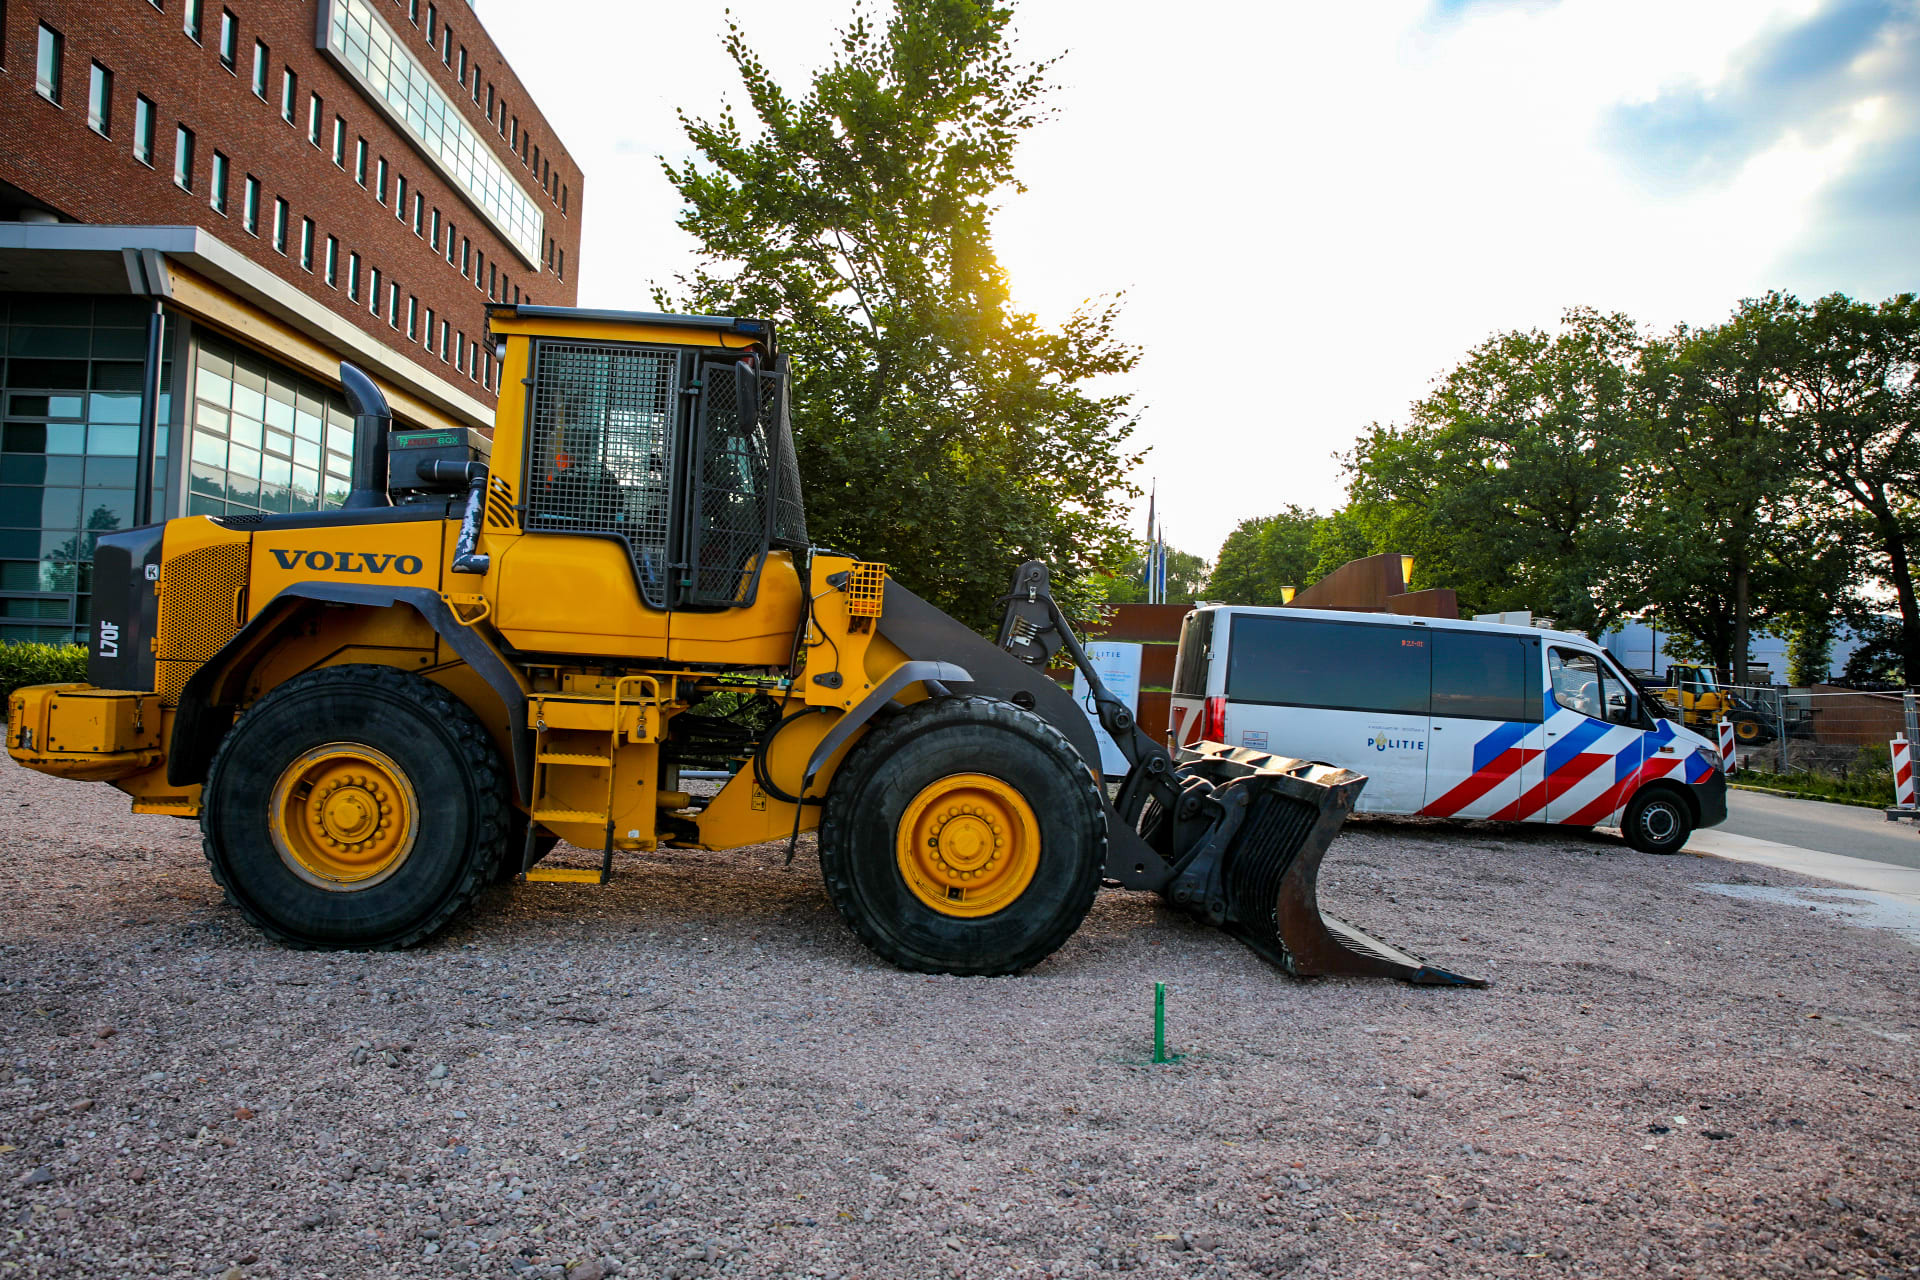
<box><xmin>0</xmin><ymin>641</ymin><xmax>89</xmax><ymax>705</ymax></box>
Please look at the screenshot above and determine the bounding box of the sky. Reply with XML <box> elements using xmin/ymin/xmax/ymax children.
<box><xmin>476</xmin><ymin>0</ymin><xmax>1920</xmax><ymax>562</ymax></box>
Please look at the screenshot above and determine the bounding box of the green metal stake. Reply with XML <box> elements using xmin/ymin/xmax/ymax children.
<box><xmin>1154</xmin><ymin>981</ymin><xmax>1169</xmax><ymax>1064</ymax></box>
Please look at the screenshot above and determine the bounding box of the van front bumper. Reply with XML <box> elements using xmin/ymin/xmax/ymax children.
<box><xmin>1691</xmin><ymin>767</ymin><xmax>1728</xmax><ymax>829</ymax></box>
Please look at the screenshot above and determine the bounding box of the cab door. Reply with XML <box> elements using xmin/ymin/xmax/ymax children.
<box><xmin>1422</xmin><ymin>630</ymin><xmax>1545</xmax><ymax>819</ymax></box>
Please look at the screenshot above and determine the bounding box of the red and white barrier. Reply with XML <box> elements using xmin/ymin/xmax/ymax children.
<box><xmin>1718</xmin><ymin>718</ymin><xmax>1736</xmax><ymax>776</ymax></box>
<box><xmin>1893</xmin><ymin>736</ymin><xmax>1915</xmax><ymax>810</ymax></box>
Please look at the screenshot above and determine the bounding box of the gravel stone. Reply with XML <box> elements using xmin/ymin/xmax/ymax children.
<box><xmin>4</xmin><ymin>758</ymin><xmax>1920</xmax><ymax>1278</ymax></box>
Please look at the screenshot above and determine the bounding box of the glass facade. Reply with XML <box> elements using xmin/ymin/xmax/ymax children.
<box><xmin>325</xmin><ymin>0</ymin><xmax>544</xmax><ymax>267</ymax></box>
<box><xmin>0</xmin><ymin>296</ymin><xmax>170</xmax><ymax>645</ymax></box>
<box><xmin>187</xmin><ymin>336</ymin><xmax>355</xmax><ymax>521</ymax></box>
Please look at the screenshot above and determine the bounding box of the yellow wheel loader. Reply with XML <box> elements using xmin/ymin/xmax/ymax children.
<box><xmin>6</xmin><ymin>306</ymin><xmax>1479</xmax><ymax>985</ymax></box>
<box><xmin>1652</xmin><ymin>664</ymin><xmax>1776</xmax><ymax>745</ymax></box>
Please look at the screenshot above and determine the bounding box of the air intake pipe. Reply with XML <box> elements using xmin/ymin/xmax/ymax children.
<box><xmin>338</xmin><ymin>362</ymin><xmax>392</xmax><ymax>510</ymax></box>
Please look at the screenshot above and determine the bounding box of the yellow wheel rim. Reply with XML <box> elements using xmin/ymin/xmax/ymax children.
<box><xmin>269</xmin><ymin>743</ymin><xmax>419</xmax><ymax>891</ymax></box>
<box><xmin>895</xmin><ymin>772</ymin><xmax>1041</xmax><ymax>918</ymax></box>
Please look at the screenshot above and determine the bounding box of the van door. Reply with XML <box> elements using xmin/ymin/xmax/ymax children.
<box><xmin>1421</xmin><ymin>630</ymin><xmax>1545</xmax><ymax>820</ymax></box>
<box><xmin>1541</xmin><ymin>647</ymin><xmax>1651</xmax><ymax>825</ymax></box>
<box><xmin>1220</xmin><ymin>613</ymin><xmax>1430</xmax><ymax>814</ymax></box>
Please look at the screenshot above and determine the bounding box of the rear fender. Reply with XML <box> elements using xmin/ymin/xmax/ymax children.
<box><xmin>168</xmin><ymin>583</ymin><xmax>532</xmax><ymax>800</ymax></box>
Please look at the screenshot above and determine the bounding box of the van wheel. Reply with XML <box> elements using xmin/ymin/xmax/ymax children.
<box><xmin>818</xmin><ymin>697</ymin><xmax>1106</xmax><ymax>976</ymax></box>
<box><xmin>1623</xmin><ymin>788</ymin><xmax>1693</xmax><ymax>855</ymax></box>
<box><xmin>201</xmin><ymin>665</ymin><xmax>510</xmax><ymax>948</ymax></box>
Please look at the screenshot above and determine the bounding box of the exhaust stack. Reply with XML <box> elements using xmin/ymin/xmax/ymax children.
<box><xmin>337</xmin><ymin>362</ymin><xmax>392</xmax><ymax>510</ymax></box>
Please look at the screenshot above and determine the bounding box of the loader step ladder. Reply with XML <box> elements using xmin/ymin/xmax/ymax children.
<box><xmin>520</xmin><ymin>676</ymin><xmax>659</xmax><ymax>885</ymax></box>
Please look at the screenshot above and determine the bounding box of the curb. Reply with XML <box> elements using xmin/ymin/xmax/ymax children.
<box><xmin>1728</xmin><ymin>782</ymin><xmax>1891</xmax><ymax>811</ymax></box>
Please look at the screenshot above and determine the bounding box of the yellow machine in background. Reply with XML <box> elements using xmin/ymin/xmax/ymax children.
<box><xmin>7</xmin><ymin>305</ymin><xmax>1477</xmax><ymax>985</ymax></box>
<box><xmin>1652</xmin><ymin>663</ymin><xmax>1776</xmax><ymax>745</ymax></box>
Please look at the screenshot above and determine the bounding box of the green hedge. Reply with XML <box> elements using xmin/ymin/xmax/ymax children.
<box><xmin>0</xmin><ymin>642</ymin><xmax>89</xmax><ymax>705</ymax></box>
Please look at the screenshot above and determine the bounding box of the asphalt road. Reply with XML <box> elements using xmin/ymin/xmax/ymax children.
<box><xmin>1720</xmin><ymin>786</ymin><xmax>1920</xmax><ymax>871</ymax></box>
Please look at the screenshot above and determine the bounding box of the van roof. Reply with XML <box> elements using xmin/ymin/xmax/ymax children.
<box><xmin>1192</xmin><ymin>603</ymin><xmax>1596</xmax><ymax>650</ymax></box>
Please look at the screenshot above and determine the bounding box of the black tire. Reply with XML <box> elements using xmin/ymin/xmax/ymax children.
<box><xmin>818</xmin><ymin>696</ymin><xmax>1105</xmax><ymax>976</ymax></box>
<box><xmin>201</xmin><ymin>665</ymin><xmax>510</xmax><ymax>948</ymax></box>
<box><xmin>1622</xmin><ymin>786</ymin><xmax>1693</xmax><ymax>855</ymax></box>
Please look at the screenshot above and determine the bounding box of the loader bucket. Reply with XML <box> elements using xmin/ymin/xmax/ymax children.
<box><xmin>1170</xmin><ymin>743</ymin><xmax>1487</xmax><ymax>988</ymax></box>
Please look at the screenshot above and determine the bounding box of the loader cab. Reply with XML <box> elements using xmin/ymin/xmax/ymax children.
<box><xmin>480</xmin><ymin>306</ymin><xmax>810</xmax><ymax>664</ymax></box>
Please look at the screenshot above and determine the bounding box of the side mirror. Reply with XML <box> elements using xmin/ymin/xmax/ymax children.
<box><xmin>733</xmin><ymin>361</ymin><xmax>760</xmax><ymax>432</ymax></box>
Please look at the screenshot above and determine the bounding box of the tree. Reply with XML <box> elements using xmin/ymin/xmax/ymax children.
<box><xmin>658</xmin><ymin>0</ymin><xmax>1143</xmax><ymax>630</ymax></box>
<box><xmin>1204</xmin><ymin>507</ymin><xmax>1321</xmax><ymax>605</ymax></box>
<box><xmin>1342</xmin><ymin>309</ymin><xmax>1646</xmax><ymax>631</ymax></box>
<box><xmin>1097</xmin><ymin>543</ymin><xmax>1209</xmax><ymax>605</ymax></box>
<box><xmin>1773</xmin><ymin>292</ymin><xmax>1920</xmax><ymax>687</ymax></box>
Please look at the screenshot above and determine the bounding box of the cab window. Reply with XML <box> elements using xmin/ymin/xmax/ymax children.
<box><xmin>1550</xmin><ymin>648</ymin><xmax>1641</xmax><ymax>727</ymax></box>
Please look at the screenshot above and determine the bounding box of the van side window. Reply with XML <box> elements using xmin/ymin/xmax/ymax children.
<box><xmin>1432</xmin><ymin>632</ymin><xmax>1534</xmax><ymax>721</ymax></box>
<box><xmin>1227</xmin><ymin>615</ymin><xmax>1430</xmax><ymax>716</ymax></box>
<box><xmin>1172</xmin><ymin>610</ymin><xmax>1214</xmax><ymax>697</ymax></box>
<box><xmin>1550</xmin><ymin>648</ymin><xmax>1639</xmax><ymax>726</ymax></box>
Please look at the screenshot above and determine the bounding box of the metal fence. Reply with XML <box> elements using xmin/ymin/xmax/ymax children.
<box><xmin>1663</xmin><ymin>684</ymin><xmax>1913</xmax><ymax>800</ymax></box>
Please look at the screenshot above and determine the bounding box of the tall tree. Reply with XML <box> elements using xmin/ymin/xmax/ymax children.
<box><xmin>659</xmin><ymin>0</ymin><xmax>1143</xmax><ymax>630</ymax></box>
<box><xmin>1628</xmin><ymin>303</ymin><xmax>1817</xmax><ymax>682</ymax></box>
<box><xmin>1204</xmin><ymin>507</ymin><xmax>1321</xmax><ymax>605</ymax></box>
<box><xmin>1773</xmin><ymin>292</ymin><xmax>1920</xmax><ymax>686</ymax></box>
<box><xmin>1343</xmin><ymin>308</ymin><xmax>1645</xmax><ymax>631</ymax></box>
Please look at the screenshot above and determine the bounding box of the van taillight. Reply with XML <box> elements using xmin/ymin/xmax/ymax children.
<box><xmin>1202</xmin><ymin>695</ymin><xmax>1227</xmax><ymax>743</ymax></box>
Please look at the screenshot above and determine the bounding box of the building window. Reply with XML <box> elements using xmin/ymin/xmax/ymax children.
<box><xmin>271</xmin><ymin>198</ymin><xmax>288</xmax><ymax>253</ymax></box>
<box><xmin>331</xmin><ymin>117</ymin><xmax>346</xmax><ymax>167</ymax></box>
<box><xmin>406</xmin><ymin>296</ymin><xmax>418</xmax><ymax>340</ymax></box>
<box><xmin>209</xmin><ymin>150</ymin><xmax>229</xmax><ymax>213</ymax></box>
<box><xmin>186</xmin><ymin>337</ymin><xmax>358</xmax><ymax>520</ymax></box>
<box><xmin>387</xmin><ymin>282</ymin><xmax>400</xmax><ymax>329</ymax></box>
<box><xmin>299</xmin><ymin>218</ymin><xmax>314</xmax><ymax>271</ymax></box>
<box><xmin>460</xmin><ymin>237</ymin><xmax>471</xmax><ymax>276</ymax></box>
<box><xmin>242</xmin><ymin>175</ymin><xmax>259</xmax><ymax>234</ymax></box>
<box><xmin>429</xmin><ymin>208</ymin><xmax>441</xmax><ymax>251</ymax></box>
<box><xmin>354</xmin><ymin>137</ymin><xmax>368</xmax><ymax>186</ymax></box>
<box><xmin>183</xmin><ymin>0</ymin><xmax>202</xmax><ymax>43</ymax></box>
<box><xmin>412</xmin><ymin>193</ymin><xmax>424</xmax><ymax>237</ymax></box>
<box><xmin>132</xmin><ymin>96</ymin><xmax>155</xmax><ymax>165</ymax></box>
<box><xmin>423</xmin><ymin>308</ymin><xmax>435</xmax><ymax>353</ymax></box>
<box><xmin>35</xmin><ymin>23</ymin><xmax>61</xmax><ymax>103</ymax></box>
<box><xmin>444</xmin><ymin>222</ymin><xmax>456</xmax><ymax>265</ymax></box>
<box><xmin>556</xmin><ymin>247</ymin><xmax>564</xmax><ymax>281</ymax></box>
<box><xmin>368</xmin><ymin>267</ymin><xmax>382</xmax><ymax>315</ymax></box>
<box><xmin>280</xmin><ymin>69</ymin><xmax>296</xmax><ymax>124</ymax></box>
<box><xmin>394</xmin><ymin>174</ymin><xmax>407</xmax><ymax>220</ymax></box>
<box><xmin>308</xmin><ymin>93</ymin><xmax>322</xmax><ymax>147</ymax></box>
<box><xmin>487</xmin><ymin>261</ymin><xmax>496</xmax><ymax>299</ymax></box>
<box><xmin>456</xmin><ymin>45</ymin><xmax>466</xmax><ymax>84</ymax></box>
<box><xmin>375</xmin><ymin>157</ymin><xmax>389</xmax><ymax>204</ymax></box>
<box><xmin>86</xmin><ymin>62</ymin><xmax>111</xmax><ymax>134</ymax></box>
<box><xmin>561</xmin><ymin>184</ymin><xmax>568</xmax><ymax>215</ymax></box>
<box><xmin>486</xmin><ymin>84</ymin><xmax>494</xmax><ymax>115</ymax></box>
<box><xmin>324</xmin><ymin>0</ymin><xmax>545</xmax><ymax>266</ymax></box>
<box><xmin>217</xmin><ymin>9</ymin><xmax>236</xmax><ymax>72</ymax></box>
<box><xmin>442</xmin><ymin>26</ymin><xmax>453</xmax><ymax>66</ymax></box>
<box><xmin>439</xmin><ymin>319</ymin><xmax>449</xmax><ymax>360</ymax></box>
<box><xmin>425</xmin><ymin>3</ymin><xmax>436</xmax><ymax>42</ymax></box>
<box><xmin>324</xmin><ymin>236</ymin><xmax>339</xmax><ymax>286</ymax></box>
<box><xmin>454</xmin><ymin>331</ymin><xmax>464</xmax><ymax>370</ymax></box>
<box><xmin>173</xmin><ymin>125</ymin><xmax>195</xmax><ymax>191</ymax></box>
<box><xmin>251</xmin><ymin>40</ymin><xmax>268</xmax><ymax>98</ymax></box>
<box><xmin>346</xmin><ymin>253</ymin><xmax>361</xmax><ymax>301</ymax></box>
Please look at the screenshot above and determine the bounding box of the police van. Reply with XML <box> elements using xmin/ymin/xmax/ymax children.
<box><xmin>1167</xmin><ymin>605</ymin><xmax>1727</xmax><ymax>853</ymax></box>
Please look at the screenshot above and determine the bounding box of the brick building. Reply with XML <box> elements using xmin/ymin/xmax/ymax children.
<box><xmin>0</xmin><ymin>0</ymin><xmax>582</xmax><ymax>642</ymax></box>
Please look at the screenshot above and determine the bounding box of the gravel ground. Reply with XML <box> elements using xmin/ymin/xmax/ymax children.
<box><xmin>3</xmin><ymin>755</ymin><xmax>1920</xmax><ymax>1280</ymax></box>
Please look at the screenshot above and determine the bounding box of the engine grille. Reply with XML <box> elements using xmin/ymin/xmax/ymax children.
<box><xmin>155</xmin><ymin>543</ymin><xmax>250</xmax><ymax>706</ymax></box>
